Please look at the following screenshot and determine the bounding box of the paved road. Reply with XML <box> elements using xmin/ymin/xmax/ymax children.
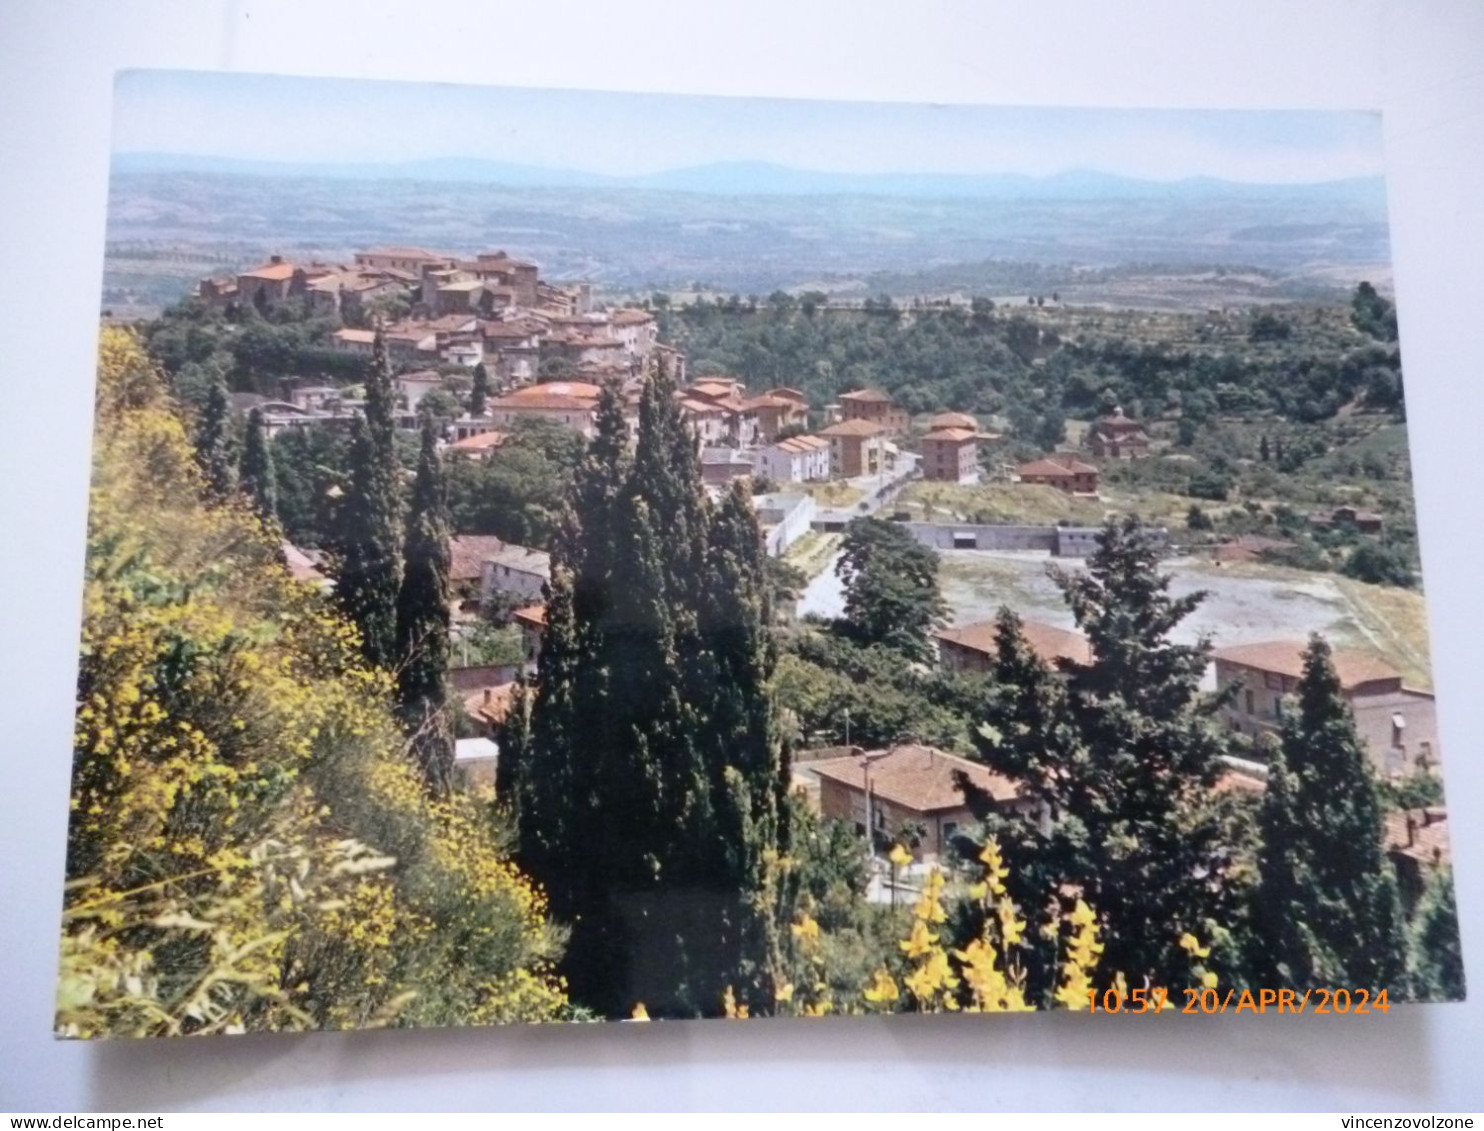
<box><xmin>812</xmin><ymin>451</ymin><xmax>920</xmax><ymax>527</ymax></box>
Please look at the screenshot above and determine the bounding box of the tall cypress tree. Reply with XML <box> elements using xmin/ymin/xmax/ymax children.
<box><xmin>1408</xmin><ymin>867</ymin><xmax>1465</xmax><ymax>1001</ymax></box>
<box><xmin>1256</xmin><ymin>634</ymin><xmax>1406</xmax><ymax>990</ymax></box>
<box><xmin>511</xmin><ymin>359</ymin><xmax>787</xmax><ymax>1018</ymax></box>
<box><xmin>968</xmin><ymin>519</ymin><xmax>1236</xmax><ymax>991</ymax></box>
<box><xmin>238</xmin><ymin>407</ymin><xmax>277</xmax><ymax>521</ymax></box>
<box><xmin>195</xmin><ymin>376</ymin><xmax>234</xmax><ymax>500</ymax></box>
<box><xmin>395</xmin><ymin>418</ymin><xmax>453</xmax><ymax>791</ymax></box>
<box><xmin>334</xmin><ymin>328</ymin><xmax>403</xmax><ymax>669</ymax></box>
<box><xmin>469</xmin><ymin>361</ymin><xmax>491</xmax><ymax>417</ymax></box>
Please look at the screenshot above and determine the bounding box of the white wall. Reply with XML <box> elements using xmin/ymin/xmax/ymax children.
<box><xmin>1</xmin><ymin>0</ymin><xmax>1482</xmax><ymax>1113</ymax></box>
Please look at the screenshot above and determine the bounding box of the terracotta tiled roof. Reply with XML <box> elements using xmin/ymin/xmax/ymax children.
<box><xmin>1212</xmin><ymin>641</ymin><xmax>1400</xmax><ymax>690</ymax></box>
<box><xmin>509</xmin><ymin>381</ymin><xmax>603</xmax><ymax>401</ymax></box>
<box><xmin>929</xmin><ymin>412</ymin><xmax>979</xmax><ymax>430</ymax></box>
<box><xmin>512</xmin><ymin>604</ymin><xmax>547</xmax><ymax>629</ymax></box>
<box><xmin>1019</xmin><ymin>456</ymin><xmax>1098</xmax><ymax>477</ymax></box>
<box><xmin>610</xmin><ymin>308</ymin><xmax>655</xmax><ymax>325</ymax></box>
<box><xmin>741</xmin><ymin>394</ymin><xmax>797</xmax><ymax>411</ymax></box>
<box><xmin>776</xmin><ymin>435</ymin><xmax>829</xmax><ymax>454</ymax></box>
<box><xmin>819</xmin><ymin>418</ymin><xmax>886</xmax><ymax>438</ymax></box>
<box><xmin>1384</xmin><ymin>808</ymin><xmax>1450</xmax><ymax>867</ymax></box>
<box><xmin>492</xmin><ymin>393</ymin><xmax>595</xmax><ymax>412</ymax></box>
<box><xmin>936</xmin><ymin>618</ymin><xmax>1092</xmax><ymax>667</ymax></box>
<box><xmin>811</xmin><ymin>744</ymin><xmax>1021</xmax><ymax>812</ymax></box>
<box><xmin>449</xmin><ymin>536</ymin><xmax>508</xmax><ymax>583</ymax></box>
<box><xmin>241</xmin><ymin>261</ymin><xmax>297</xmax><ymax>281</ymax></box>
<box><xmin>839</xmin><ymin>388</ymin><xmax>894</xmax><ymax>403</ymax></box>
<box><xmin>921</xmin><ymin>427</ymin><xmax>978</xmax><ymax>443</ymax></box>
<box><xmin>768</xmin><ymin>387</ymin><xmax>809</xmax><ymax>404</ymax></box>
<box><xmin>448</xmin><ymin>431</ymin><xmax>508</xmax><ymax>452</ymax></box>
<box><xmin>464</xmin><ymin>682</ymin><xmax>518</xmax><ymax>726</ymax></box>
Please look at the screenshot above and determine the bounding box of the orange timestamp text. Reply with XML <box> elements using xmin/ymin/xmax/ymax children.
<box><xmin>1085</xmin><ymin>986</ymin><xmax>1391</xmax><ymax>1015</ymax></box>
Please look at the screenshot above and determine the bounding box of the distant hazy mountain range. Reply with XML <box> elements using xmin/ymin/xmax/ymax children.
<box><xmin>111</xmin><ymin>151</ymin><xmax>1386</xmax><ymax>205</ymax></box>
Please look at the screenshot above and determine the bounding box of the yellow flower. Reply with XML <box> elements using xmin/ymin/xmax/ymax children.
<box><xmin>774</xmin><ymin>981</ymin><xmax>794</xmax><ymax>1004</ymax></box>
<box><xmin>900</xmin><ymin>918</ymin><xmax>939</xmax><ymax>958</ymax></box>
<box><xmin>791</xmin><ymin>913</ymin><xmax>821</xmax><ymax>953</ymax></box>
<box><xmin>863</xmin><ymin>968</ymin><xmax>899</xmax><ymax>1005</ymax></box>
<box><xmin>888</xmin><ymin>843</ymin><xmax>912</xmax><ymax>868</ymax></box>
<box><xmin>1179</xmin><ymin>932</ymin><xmax>1211</xmax><ymax>959</ymax></box>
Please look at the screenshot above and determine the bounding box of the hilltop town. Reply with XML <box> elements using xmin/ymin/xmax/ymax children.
<box><xmin>168</xmin><ymin>245</ymin><xmax>1442</xmax><ymax>831</ymax></box>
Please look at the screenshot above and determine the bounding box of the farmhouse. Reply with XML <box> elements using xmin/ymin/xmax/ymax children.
<box><xmin>1017</xmin><ymin>454</ymin><xmax>1100</xmax><ymax>494</ymax></box>
<box><xmin>810</xmin><ymin>745</ymin><xmax>1027</xmax><ymax>862</ymax></box>
<box><xmin>1087</xmin><ymin>405</ymin><xmax>1150</xmax><ymax>459</ymax></box>
<box><xmin>935</xmin><ymin>618</ymin><xmax>1092</xmax><ymax>675</ymax></box>
<box><xmin>1212</xmin><ymin>640</ymin><xmax>1439</xmax><ymax>774</ymax></box>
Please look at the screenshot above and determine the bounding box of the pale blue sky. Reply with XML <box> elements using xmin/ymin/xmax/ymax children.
<box><xmin>113</xmin><ymin>69</ymin><xmax>1385</xmax><ymax>183</ymax></box>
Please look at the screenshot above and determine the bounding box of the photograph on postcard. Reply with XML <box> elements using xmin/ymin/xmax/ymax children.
<box><xmin>59</xmin><ymin>70</ymin><xmax>1462</xmax><ymax>1036</ymax></box>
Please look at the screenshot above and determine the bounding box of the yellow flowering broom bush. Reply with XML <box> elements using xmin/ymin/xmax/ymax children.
<box><xmin>59</xmin><ymin>328</ymin><xmax>568</xmax><ymax>1037</ymax></box>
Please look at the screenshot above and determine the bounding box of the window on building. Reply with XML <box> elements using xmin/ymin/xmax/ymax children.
<box><xmin>1244</xmin><ymin>689</ymin><xmax>1254</xmax><ymax>715</ymax></box>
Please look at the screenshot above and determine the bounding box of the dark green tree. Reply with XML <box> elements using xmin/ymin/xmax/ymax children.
<box><xmin>469</xmin><ymin>362</ymin><xmax>491</xmax><ymax>417</ymax></box>
<box><xmin>1342</xmin><ymin>542</ymin><xmax>1414</xmax><ymax>589</ymax></box>
<box><xmin>395</xmin><ymin>418</ymin><xmax>453</xmax><ymax>791</ymax></box>
<box><xmin>1259</xmin><ymin>434</ymin><xmax>1271</xmax><ymax>462</ymax></box>
<box><xmin>836</xmin><ymin>517</ymin><xmax>947</xmax><ymax>663</ymax></box>
<box><xmin>238</xmin><ymin>407</ymin><xmax>277</xmax><ymax>521</ymax></box>
<box><xmin>194</xmin><ymin>376</ymin><xmax>235</xmax><ymax>500</ymax></box>
<box><xmin>333</xmin><ymin>329</ymin><xmax>403</xmax><ymax>669</ymax></box>
<box><xmin>508</xmin><ymin>362</ymin><xmax>788</xmax><ymax>1018</ymax></box>
<box><xmin>968</xmin><ymin>519</ymin><xmax>1238</xmax><ymax>992</ymax></box>
<box><xmin>1255</xmin><ymin>635</ymin><xmax>1406</xmax><ymax>991</ymax></box>
<box><xmin>1407</xmin><ymin>867</ymin><xmax>1465</xmax><ymax>1001</ymax></box>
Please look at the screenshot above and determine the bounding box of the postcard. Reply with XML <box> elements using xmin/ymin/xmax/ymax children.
<box><xmin>58</xmin><ymin>70</ymin><xmax>1461</xmax><ymax>1037</ymax></box>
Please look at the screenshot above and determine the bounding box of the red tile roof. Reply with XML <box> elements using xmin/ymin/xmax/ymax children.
<box><xmin>448</xmin><ymin>535</ymin><xmax>507</xmax><ymax>583</ymax></box>
<box><xmin>241</xmin><ymin>261</ymin><xmax>297</xmax><ymax>281</ymax></box>
<box><xmin>448</xmin><ymin>431</ymin><xmax>508</xmax><ymax>453</ymax></box>
<box><xmin>776</xmin><ymin>435</ymin><xmax>829</xmax><ymax>454</ymax></box>
<box><xmin>507</xmin><ymin>380</ymin><xmax>603</xmax><ymax>401</ymax></box>
<box><xmin>811</xmin><ymin>744</ymin><xmax>1021</xmax><ymax>811</ymax></box>
<box><xmin>921</xmin><ymin>427</ymin><xmax>978</xmax><ymax>443</ymax></box>
<box><xmin>512</xmin><ymin>604</ymin><xmax>547</xmax><ymax>630</ymax></box>
<box><xmin>839</xmin><ymin>388</ymin><xmax>894</xmax><ymax>403</ymax></box>
<box><xmin>610</xmin><ymin>308</ymin><xmax>655</xmax><ymax>325</ymax></box>
<box><xmin>929</xmin><ymin>412</ymin><xmax>979</xmax><ymax>430</ymax></box>
<box><xmin>936</xmin><ymin>618</ymin><xmax>1092</xmax><ymax>667</ymax></box>
<box><xmin>1212</xmin><ymin>641</ymin><xmax>1400</xmax><ymax>690</ymax></box>
<box><xmin>1018</xmin><ymin>456</ymin><xmax>1098</xmax><ymax>477</ymax></box>
<box><xmin>1384</xmin><ymin>807</ymin><xmax>1450</xmax><ymax>867</ymax></box>
<box><xmin>819</xmin><ymin>418</ymin><xmax>886</xmax><ymax>438</ymax></box>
